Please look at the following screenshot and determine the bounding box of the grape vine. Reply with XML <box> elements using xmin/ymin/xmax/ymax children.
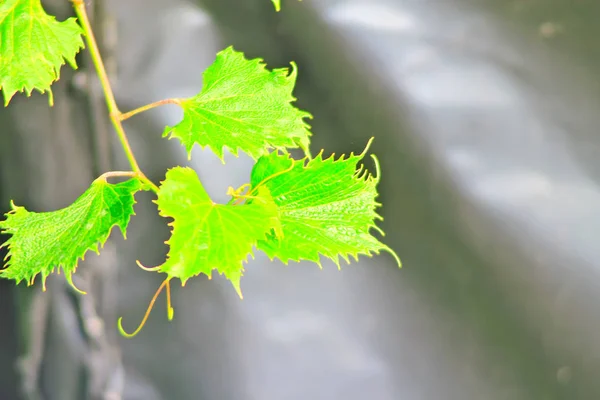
<box><xmin>0</xmin><ymin>0</ymin><xmax>400</xmax><ymax>337</ymax></box>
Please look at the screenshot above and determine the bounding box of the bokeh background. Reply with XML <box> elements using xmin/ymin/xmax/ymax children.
<box><xmin>2</xmin><ymin>0</ymin><xmax>600</xmax><ymax>399</ymax></box>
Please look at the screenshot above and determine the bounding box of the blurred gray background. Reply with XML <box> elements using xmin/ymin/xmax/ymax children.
<box><xmin>2</xmin><ymin>0</ymin><xmax>600</xmax><ymax>399</ymax></box>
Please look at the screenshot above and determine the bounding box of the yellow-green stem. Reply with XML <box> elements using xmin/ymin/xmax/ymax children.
<box><xmin>120</xmin><ymin>98</ymin><xmax>182</xmax><ymax>121</ymax></box>
<box><xmin>72</xmin><ymin>0</ymin><xmax>140</xmax><ymax>173</ymax></box>
<box><xmin>141</xmin><ymin>176</ymin><xmax>160</xmax><ymax>193</ymax></box>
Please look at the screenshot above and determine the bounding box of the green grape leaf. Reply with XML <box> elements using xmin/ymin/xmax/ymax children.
<box><xmin>0</xmin><ymin>0</ymin><xmax>85</xmax><ymax>106</ymax></box>
<box><xmin>0</xmin><ymin>178</ymin><xmax>142</xmax><ymax>290</ymax></box>
<box><xmin>156</xmin><ymin>167</ymin><xmax>280</xmax><ymax>297</ymax></box>
<box><xmin>164</xmin><ymin>46</ymin><xmax>312</xmax><ymax>162</ymax></box>
<box><xmin>250</xmin><ymin>140</ymin><xmax>400</xmax><ymax>267</ymax></box>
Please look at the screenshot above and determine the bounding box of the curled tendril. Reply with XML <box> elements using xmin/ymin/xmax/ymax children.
<box><xmin>166</xmin><ymin>277</ymin><xmax>174</xmax><ymax>320</ymax></box>
<box><xmin>227</xmin><ymin>183</ymin><xmax>251</xmax><ymax>198</ymax></box>
<box><xmin>226</xmin><ymin>152</ymin><xmax>297</xmax><ymax>206</ymax></box>
<box><xmin>65</xmin><ymin>272</ymin><xmax>87</xmax><ymax>295</ymax></box>
<box><xmin>249</xmin><ymin>155</ymin><xmax>296</xmax><ymax>197</ymax></box>
<box><xmin>135</xmin><ymin>259</ymin><xmax>160</xmax><ymax>272</ymax></box>
<box><xmin>118</xmin><ymin>276</ymin><xmax>174</xmax><ymax>338</ymax></box>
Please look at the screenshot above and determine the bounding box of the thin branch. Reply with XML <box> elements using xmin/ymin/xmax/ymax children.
<box><xmin>73</xmin><ymin>0</ymin><xmax>161</xmax><ymax>194</ymax></box>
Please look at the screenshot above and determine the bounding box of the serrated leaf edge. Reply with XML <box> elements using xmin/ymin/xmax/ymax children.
<box><xmin>162</xmin><ymin>46</ymin><xmax>312</xmax><ymax>162</ymax></box>
<box><xmin>0</xmin><ymin>180</ymin><xmax>140</xmax><ymax>291</ymax></box>
<box><xmin>153</xmin><ymin>167</ymin><xmax>280</xmax><ymax>296</ymax></box>
<box><xmin>0</xmin><ymin>9</ymin><xmax>85</xmax><ymax>106</ymax></box>
<box><xmin>256</xmin><ymin>139</ymin><xmax>401</xmax><ymax>268</ymax></box>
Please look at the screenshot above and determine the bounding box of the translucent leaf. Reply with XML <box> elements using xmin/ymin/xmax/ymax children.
<box><xmin>164</xmin><ymin>46</ymin><xmax>312</xmax><ymax>162</ymax></box>
<box><xmin>0</xmin><ymin>0</ymin><xmax>85</xmax><ymax>106</ymax></box>
<box><xmin>0</xmin><ymin>178</ymin><xmax>142</xmax><ymax>290</ymax></box>
<box><xmin>156</xmin><ymin>167</ymin><xmax>280</xmax><ymax>296</ymax></box>
<box><xmin>250</xmin><ymin>141</ymin><xmax>400</xmax><ymax>267</ymax></box>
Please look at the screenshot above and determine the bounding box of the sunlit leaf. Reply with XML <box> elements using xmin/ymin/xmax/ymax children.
<box><xmin>0</xmin><ymin>0</ymin><xmax>85</xmax><ymax>105</ymax></box>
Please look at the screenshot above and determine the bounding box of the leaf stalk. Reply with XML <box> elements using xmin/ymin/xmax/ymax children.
<box><xmin>95</xmin><ymin>171</ymin><xmax>159</xmax><ymax>193</ymax></box>
<box><xmin>119</xmin><ymin>98</ymin><xmax>183</xmax><ymax>121</ymax></box>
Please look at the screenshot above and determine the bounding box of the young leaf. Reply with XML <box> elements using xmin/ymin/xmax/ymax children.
<box><xmin>0</xmin><ymin>178</ymin><xmax>141</xmax><ymax>290</ymax></box>
<box><xmin>250</xmin><ymin>141</ymin><xmax>400</xmax><ymax>267</ymax></box>
<box><xmin>0</xmin><ymin>0</ymin><xmax>85</xmax><ymax>106</ymax></box>
<box><xmin>164</xmin><ymin>46</ymin><xmax>312</xmax><ymax>162</ymax></box>
<box><xmin>155</xmin><ymin>167</ymin><xmax>280</xmax><ymax>296</ymax></box>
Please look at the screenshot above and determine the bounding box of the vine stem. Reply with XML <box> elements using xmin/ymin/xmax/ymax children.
<box><xmin>72</xmin><ymin>0</ymin><xmax>140</xmax><ymax>173</ymax></box>
<box><xmin>120</xmin><ymin>98</ymin><xmax>182</xmax><ymax>121</ymax></box>
<box><xmin>72</xmin><ymin>0</ymin><xmax>160</xmax><ymax>194</ymax></box>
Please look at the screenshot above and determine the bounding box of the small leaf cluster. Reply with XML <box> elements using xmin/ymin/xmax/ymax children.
<box><xmin>0</xmin><ymin>0</ymin><xmax>400</xmax><ymax>335</ymax></box>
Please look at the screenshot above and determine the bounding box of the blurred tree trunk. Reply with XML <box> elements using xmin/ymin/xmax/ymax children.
<box><xmin>0</xmin><ymin>1</ymin><xmax>122</xmax><ymax>399</ymax></box>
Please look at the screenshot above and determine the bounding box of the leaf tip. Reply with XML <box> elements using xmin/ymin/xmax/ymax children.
<box><xmin>370</xmin><ymin>154</ymin><xmax>381</xmax><ymax>182</ymax></box>
<box><xmin>232</xmin><ymin>280</ymin><xmax>244</xmax><ymax>299</ymax></box>
<box><xmin>360</xmin><ymin>137</ymin><xmax>375</xmax><ymax>158</ymax></box>
<box><xmin>2</xmin><ymin>90</ymin><xmax>16</xmax><ymax>107</ymax></box>
<box><xmin>66</xmin><ymin>272</ymin><xmax>87</xmax><ymax>295</ymax></box>
<box><xmin>386</xmin><ymin>246</ymin><xmax>402</xmax><ymax>268</ymax></box>
<box><xmin>288</xmin><ymin>61</ymin><xmax>298</xmax><ymax>79</ymax></box>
